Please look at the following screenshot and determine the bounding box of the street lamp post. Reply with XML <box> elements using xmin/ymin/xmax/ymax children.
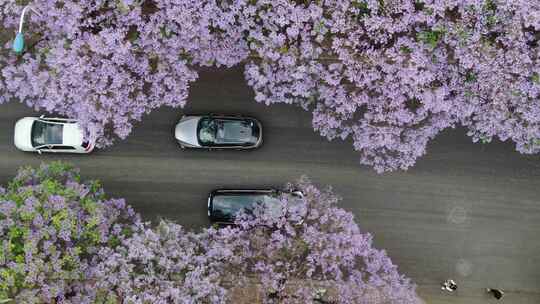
<box><xmin>12</xmin><ymin>4</ymin><xmax>42</xmax><ymax>54</ymax></box>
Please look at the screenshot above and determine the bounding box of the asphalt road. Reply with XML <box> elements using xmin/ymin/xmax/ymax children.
<box><xmin>1</xmin><ymin>67</ymin><xmax>539</xmax><ymax>304</ymax></box>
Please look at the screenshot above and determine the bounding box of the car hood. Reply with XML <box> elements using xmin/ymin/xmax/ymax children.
<box><xmin>62</xmin><ymin>123</ymin><xmax>84</xmax><ymax>147</ymax></box>
<box><xmin>14</xmin><ymin>117</ymin><xmax>36</xmax><ymax>151</ymax></box>
<box><xmin>175</xmin><ymin>116</ymin><xmax>201</xmax><ymax>146</ymax></box>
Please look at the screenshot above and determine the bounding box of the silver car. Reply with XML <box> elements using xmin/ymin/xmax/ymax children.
<box><xmin>174</xmin><ymin>114</ymin><xmax>262</xmax><ymax>149</ymax></box>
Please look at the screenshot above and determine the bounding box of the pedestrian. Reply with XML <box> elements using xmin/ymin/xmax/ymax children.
<box><xmin>441</xmin><ymin>279</ymin><xmax>457</xmax><ymax>292</ymax></box>
<box><xmin>486</xmin><ymin>288</ymin><xmax>504</xmax><ymax>300</ymax></box>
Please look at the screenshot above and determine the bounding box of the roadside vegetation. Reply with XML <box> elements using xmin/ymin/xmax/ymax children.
<box><xmin>1</xmin><ymin>0</ymin><xmax>538</xmax><ymax>172</ymax></box>
<box><xmin>0</xmin><ymin>162</ymin><xmax>419</xmax><ymax>303</ymax></box>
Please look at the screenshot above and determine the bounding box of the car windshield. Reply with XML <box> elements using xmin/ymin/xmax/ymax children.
<box><xmin>31</xmin><ymin>120</ymin><xmax>63</xmax><ymax>147</ymax></box>
<box><xmin>212</xmin><ymin>194</ymin><xmax>281</xmax><ymax>221</ymax></box>
<box><xmin>198</xmin><ymin>117</ymin><xmax>257</xmax><ymax>146</ymax></box>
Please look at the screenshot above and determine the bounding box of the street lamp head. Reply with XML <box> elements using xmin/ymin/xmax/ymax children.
<box><xmin>12</xmin><ymin>4</ymin><xmax>42</xmax><ymax>54</ymax></box>
<box><xmin>13</xmin><ymin>32</ymin><xmax>25</xmax><ymax>53</ymax></box>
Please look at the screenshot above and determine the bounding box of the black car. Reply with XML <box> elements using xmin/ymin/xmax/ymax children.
<box><xmin>207</xmin><ymin>189</ymin><xmax>304</xmax><ymax>224</ymax></box>
<box><xmin>174</xmin><ymin>114</ymin><xmax>262</xmax><ymax>149</ymax></box>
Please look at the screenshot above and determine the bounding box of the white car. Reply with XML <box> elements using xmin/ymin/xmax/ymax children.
<box><xmin>14</xmin><ymin>116</ymin><xmax>95</xmax><ymax>154</ymax></box>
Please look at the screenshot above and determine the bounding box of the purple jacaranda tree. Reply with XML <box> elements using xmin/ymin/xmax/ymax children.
<box><xmin>0</xmin><ymin>162</ymin><xmax>140</xmax><ymax>303</ymax></box>
<box><xmin>435</xmin><ymin>0</ymin><xmax>540</xmax><ymax>154</ymax></box>
<box><xmin>0</xmin><ymin>162</ymin><xmax>235</xmax><ymax>304</ymax></box>
<box><xmin>0</xmin><ymin>163</ymin><xmax>419</xmax><ymax>303</ymax></box>
<box><xmin>0</xmin><ymin>0</ymin><xmax>246</xmax><ymax>146</ymax></box>
<box><xmin>85</xmin><ymin>177</ymin><xmax>420</xmax><ymax>304</ymax></box>
<box><xmin>217</xmin><ymin>177</ymin><xmax>420</xmax><ymax>304</ymax></box>
<box><xmin>1</xmin><ymin>1</ymin><xmax>539</xmax><ymax>172</ymax></box>
<box><xmin>83</xmin><ymin>221</ymin><xmax>242</xmax><ymax>304</ymax></box>
<box><xmin>241</xmin><ymin>0</ymin><xmax>540</xmax><ymax>172</ymax></box>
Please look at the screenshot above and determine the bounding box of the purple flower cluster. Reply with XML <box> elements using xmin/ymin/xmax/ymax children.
<box><xmin>0</xmin><ymin>162</ymin><xmax>139</xmax><ymax>303</ymax></box>
<box><xmin>220</xmin><ymin>177</ymin><xmax>419</xmax><ymax>303</ymax></box>
<box><xmin>241</xmin><ymin>0</ymin><xmax>540</xmax><ymax>172</ymax></box>
<box><xmin>84</xmin><ymin>221</ymin><xmax>236</xmax><ymax>303</ymax></box>
<box><xmin>1</xmin><ymin>164</ymin><xmax>420</xmax><ymax>303</ymax></box>
<box><xmin>85</xmin><ymin>177</ymin><xmax>420</xmax><ymax>304</ymax></box>
<box><xmin>1</xmin><ymin>1</ymin><xmax>538</xmax><ymax>171</ymax></box>
<box><xmin>0</xmin><ymin>0</ymin><xmax>241</xmax><ymax>146</ymax></box>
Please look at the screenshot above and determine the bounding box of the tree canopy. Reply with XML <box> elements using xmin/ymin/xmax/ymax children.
<box><xmin>1</xmin><ymin>0</ymin><xmax>538</xmax><ymax>172</ymax></box>
<box><xmin>0</xmin><ymin>162</ymin><xmax>420</xmax><ymax>303</ymax></box>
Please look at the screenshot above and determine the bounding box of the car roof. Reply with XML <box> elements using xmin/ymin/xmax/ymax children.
<box><xmin>212</xmin><ymin>189</ymin><xmax>278</xmax><ymax>195</ymax></box>
<box><xmin>32</xmin><ymin>119</ymin><xmax>64</xmax><ymax>146</ymax></box>
<box><xmin>208</xmin><ymin>189</ymin><xmax>305</xmax><ymax>224</ymax></box>
<box><xmin>185</xmin><ymin>114</ymin><xmax>260</xmax><ymax>121</ymax></box>
<box><xmin>209</xmin><ymin>190</ymin><xmax>280</xmax><ymax>222</ymax></box>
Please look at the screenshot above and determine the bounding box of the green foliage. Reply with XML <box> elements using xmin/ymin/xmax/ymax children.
<box><xmin>313</xmin><ymin>20</ymin><xmax>327</xmax><ymax>35</ymax></box>
<box><xmin>457</xmin><ymin>27</ymin><xmax>471</xmax><ymax>45</ymax></box>
<box><xmin>178</xmin><ymin>52</ymin><xmax>194</xmax><ymax>64</ymax></box>
<box><xmin>160</xmin><ymin>26</ymin><xmax>173</xmax><ymax>39</ymax></box>
<box><xmin>0</xmin><ymin>162</ymin><xmax>138</xmax><ymax>302</ymax></box>
<box><xmin>400</xmin><ymin>45</ymin><xmax>412</xmax><ymax>54</ymax></box>
<box><xmin>531</xmin><ymin>73</ymin><xmax>540</xmax><ymax>84</ymax></box>
<box><xmin>116</xmin><ymin>0</ymin><xmax>131</xmax><ymax>13</ymax></box>
<box><xmin>63</xmin><ymin>39</ymin><xmax>72</xmax><ymax>50</ymax></box>
<box><xmin>486</xmin><ymin>14</ymin><xmax>497</xmax><ymax>26</ymax></box>
<box><xmin>351</xmin><ymin>1</ymin><xmax>371</xmax><ymax>17</ymax></box>
<box><xmin>483</xmin><ymin>0</ymin><xmax>498</xmax><ymax>27</ymax></box>
<box><xmin>48</xmin><ymin>161</ymin><xmax>77</xmax><ymax>177</ymax></box>
<box><xmin>484</xmin><ymin>0</ymin><xmax>496</xmax><ymax>12</ymax></box>
<box><xmin>14</xmin><ymin>0</ymin><xmax>30</xmax><ymax>6</ymax></box>
<box><xmin>511</xmin><ymin>90</ymin><xmax>523</xmax><ymax>97</ymax></box>
<box><xmin>479</xmin><ymin>135</ymin><xmax>491</xmax><ymax>144</ymax></box>
<box><xmin>465</xmin><ymin>72</ymin><xmax>477</xmax><ymax>83</ymax></box>
<box><xmin>93</xmin><ymin>290</ymin><xmax>120</xmax><ymax>304</ymax></box>
<box><xmin>126</xmin><ymin>26</ymin><xmax>140</xmax><ymax>43</ymax></box>
<box><xmin>417</xmin><ymin>29</ymin><xmax>445</xmax><ymax>49</ymax></box>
